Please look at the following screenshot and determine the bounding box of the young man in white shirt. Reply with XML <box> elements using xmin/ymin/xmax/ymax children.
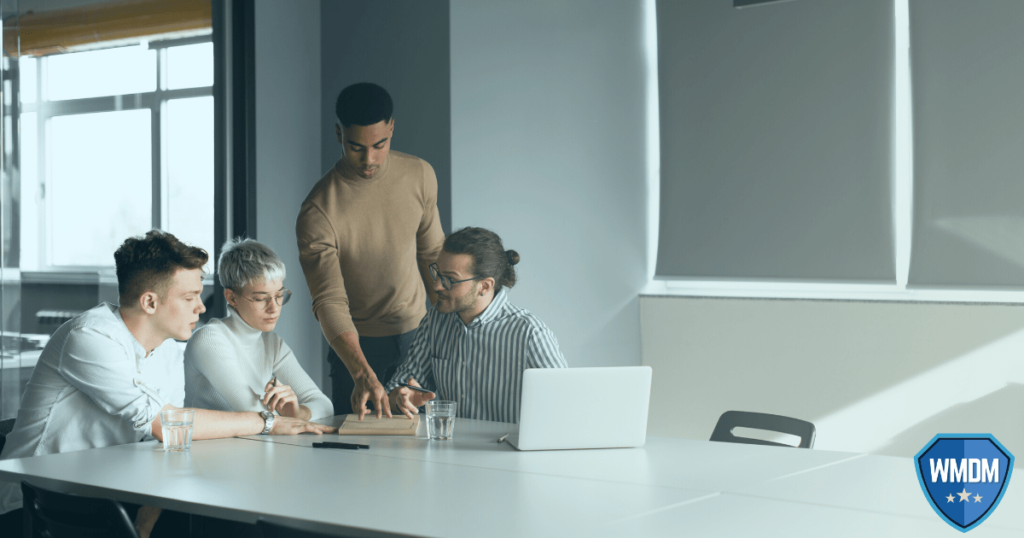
<box><xmin>0</xmin><ymin>230</ymin><xmax>334</xmax><ymax>537</ymax></box>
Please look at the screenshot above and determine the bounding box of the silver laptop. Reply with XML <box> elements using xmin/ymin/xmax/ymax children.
<box><xmin>507</xmin><ymin>366</ymin><xmax>652</xmax><ymax>451</ymax></box>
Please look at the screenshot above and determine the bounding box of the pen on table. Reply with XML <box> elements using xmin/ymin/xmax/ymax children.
<box><xmin>313</xmin><ymin>442</ymin><xmax>369</xmax><ymax>450</ymax></box>
<box><xmin>497</xmin><ymin>434</ymin><xmax>509</xmax><ymax>444</ymax></box>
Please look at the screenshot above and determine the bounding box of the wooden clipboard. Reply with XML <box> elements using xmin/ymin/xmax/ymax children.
<box><xmin>335</xmin><ymin>414</ymin><xmax>420</xmax><ymax>436</ymax></box>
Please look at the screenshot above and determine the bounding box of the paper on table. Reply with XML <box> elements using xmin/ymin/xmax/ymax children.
<box><xmin>337</xmin><ymin>414</ymin><xmax>420</xmax><ymax>436</ymax></box>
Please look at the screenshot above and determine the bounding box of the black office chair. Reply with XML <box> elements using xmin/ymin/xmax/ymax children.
<box><xmin>257</xmin><ymin>517</ymin><xmax>360</xmax><ymax>538</ymax></box>
<box><xmin>0</xmin><ymin>417</ymin><xmax>15</xmax><ymax>454</ymax></box>
<box><xmin>710</xmin><ymin>411</ymin><xmax>816</xmax><ymax>449</ymax></box>
<box><xmin>21</xmin><ymin>481</ymin><xmax>139</xmax><ymax>538</ymax></box>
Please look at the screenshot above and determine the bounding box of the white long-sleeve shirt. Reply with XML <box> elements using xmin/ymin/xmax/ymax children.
<box><xmin>0</xmin><ymin>303</ymin><xmax>185</xmax><ymax>514</ymax></box>
<box><xmin>184</xmin><ymin>309</ymin><xmax>333</xmax><ymax>420</ymax></box>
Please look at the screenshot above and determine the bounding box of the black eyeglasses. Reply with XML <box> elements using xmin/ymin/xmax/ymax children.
<box><xmin>238</xmin><ymin>289</ymin><xmax>292</xmax><ymax>309</ymax></box>
<box><xmin>429</xmin><ymin>263</ymin><xmax>483</xmax><ymax>290</ymax></box>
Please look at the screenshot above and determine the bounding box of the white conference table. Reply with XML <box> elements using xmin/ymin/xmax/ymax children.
<box><xmin>0</xmin><ymin>416</ymin><xmax>1020</xmax><ymax>537</ymax></box>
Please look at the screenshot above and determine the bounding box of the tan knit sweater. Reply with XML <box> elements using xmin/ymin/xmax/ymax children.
<box><xmin>296</xmin><ymin>152</ymin><xmax>444</xmax><ymax>343</ymax></box>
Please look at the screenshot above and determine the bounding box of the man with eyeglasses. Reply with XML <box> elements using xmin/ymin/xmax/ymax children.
<box><xmin>297</xmin><ymin>83</ymin><xmax>444</xmax><ymax>420</ymax></box>
<box><xmin>185</xmin><ymin>238</ymin><xmax>333</xmax><ymax>422</ymax></box>
<box><xmin>385</xmin><ymin>227</ymin><xmax>567</xmax><ymax>424</ymax></box>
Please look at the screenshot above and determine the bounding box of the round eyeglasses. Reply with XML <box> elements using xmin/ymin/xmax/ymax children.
<box><xmin>429</xmin><ymin>263</ymin><xmax>483</xmax><ymax>290</ymax></box>
<box><xmin>238</xmin><ymin>289</ymin><xmax>292</xmax><ymax>309</ymax></box>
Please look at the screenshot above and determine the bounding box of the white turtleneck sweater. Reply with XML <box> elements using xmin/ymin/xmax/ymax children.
<box><xmin>184</xmin><ymin>309</ymin><xmax>333</xmax><ymax>420</ymax></box>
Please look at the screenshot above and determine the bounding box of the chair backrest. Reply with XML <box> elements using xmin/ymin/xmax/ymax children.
<box><xmin>21</xmin><ymin>481</ymin><xmax>139</xmax><ymax>538</ymax></box>
<box><xmin>0</xmin><ymin>417</ymin><xmax>15</xmax><ymax>454</ymax></box>
<box><xmin>710</xmin><ymin>411</ymin><xmax>816</xmax><ymax>449</ymax></box>
<box><xmin>257</xmin><ymin>518</ymin><xmax>359</xmax><ymax>538</ymax></box>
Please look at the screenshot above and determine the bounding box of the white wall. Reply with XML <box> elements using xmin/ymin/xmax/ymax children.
<box><xmin>254</xmin><ymin>0</ymin><xmax>324</xmax><ymax>389</ymax></box>
<box><xmin>641</xmin><ymin>296</ymin><xmax>1024</xmax><ymax>464</ymax></box>
<box><xmin>450</xmin><ymin>1</ymin><xmax>648</xmax><ymax>368</ymax></box>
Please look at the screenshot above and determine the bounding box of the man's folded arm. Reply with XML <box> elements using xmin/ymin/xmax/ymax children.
<box><xmin>149</xmin><ymin>404</ymin><xmax>264</xmax><ymax>441</ymax></box>
<box><xmin>60</xmin><ymin>327</ymin><xmax>170</xmax><ymax>438</ymax></box>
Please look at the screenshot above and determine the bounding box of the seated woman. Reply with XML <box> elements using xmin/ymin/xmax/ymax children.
<box><xmin>185</xmin><ymin>239</ymin><xmax>333</xmax><ymax>421</ymax></box>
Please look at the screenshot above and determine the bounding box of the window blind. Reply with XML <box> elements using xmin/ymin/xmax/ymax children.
<box><xmin>907</xmin><ymin>0</ymin><xmax>1024</xmax><ymax>288</ymax></box>
<box><xmin>655</xmin><ymin>0</ymin><xmax>895</xmax><ymax>282</ymax></box>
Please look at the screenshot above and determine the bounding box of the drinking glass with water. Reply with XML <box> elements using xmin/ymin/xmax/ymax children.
<box><xmin>425</xmin><ymin>401</ymin><xmax>457</xmax><ymax>440</ymax></box>
<box><xmin>160</xmin><ymin>409</ymin><xmax>195</xmax><ymax>451</ymax></box>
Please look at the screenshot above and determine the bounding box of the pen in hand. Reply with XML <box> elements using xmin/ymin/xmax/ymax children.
<box><xmin>262</xmin><ymin>376</ymin><xmax>279</xmax><ymax>411</ymax></box>
<box><xmin>399</xmin><ymin>382</ymin><xmax>433</xmax><ymax>394</ymax></box>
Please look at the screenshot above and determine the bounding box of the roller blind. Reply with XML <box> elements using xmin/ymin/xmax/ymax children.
<box><xmin>907</xmin><ymin>0</ymin><xmax>1024</xmax><ymax>288</ymax></box>
<box><xmin>655</xmin><ymin>0</ymin><xmax>895</xmax><ymax>282</ymax></box>
<box><xmin>3</xmin><ymin>0</ymin><xmax>211</xmax><ymax>57</ymax></box>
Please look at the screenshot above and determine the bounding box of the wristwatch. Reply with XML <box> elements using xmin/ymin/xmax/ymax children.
<box><xmin>259</xmin><ymin>410</ymin><xmax>275</xmax><ymax>435</ymax></box>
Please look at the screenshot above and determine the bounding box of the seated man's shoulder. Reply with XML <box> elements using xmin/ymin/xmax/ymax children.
<box><xmin>51</xmin><ymin>304</ymin><xmax>135</xmax><ymax>362</ymax></box>
<box><xmin>70</xmin><ymin>302</ymin><xmax>120</xmax><ymax>328</ymax></box>
<box><xmin>501</xmin><ymin>302</ymin><xmax>553</xmax><ymax>334</ymax></box>
<box><xmin>63</xmin><ymin>303</ymin><xmax>129</xmax><ymax>342</ymax></box>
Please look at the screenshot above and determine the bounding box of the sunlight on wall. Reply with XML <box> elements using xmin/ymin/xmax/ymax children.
<box><xmin>934</xmin><ymin>216</ymin><xmax>1024</xmax><ymax>271</ymax></box>
<box><xmin>814</xmin><ymin>326</ymin><xmax>1024</xmax><ymax>456</ymax></box>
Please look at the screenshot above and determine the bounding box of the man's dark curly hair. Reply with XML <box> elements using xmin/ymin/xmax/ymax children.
<box><xmin>113</xmin><ymin>230</ymin><xmax>208</xmax><ymax>306</ymax></box>
<box><xmin>335</xmin><ymin>82</ymin><xmax>393</xmax><ymax>128</ymax></box>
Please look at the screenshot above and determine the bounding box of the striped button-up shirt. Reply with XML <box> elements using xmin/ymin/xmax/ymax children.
<box><xmin>384</xmin><ymin>288</ymin><xmax>566</xmax><ymax>423</ymax></box>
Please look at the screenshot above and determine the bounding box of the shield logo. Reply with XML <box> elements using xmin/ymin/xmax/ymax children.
<box><xmin>915</xmin><ymin>434</ymin><xmax>1015</xmax><ymax>532</ymax></box>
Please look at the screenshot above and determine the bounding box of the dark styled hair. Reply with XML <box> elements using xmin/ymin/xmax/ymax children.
<box><xmin>443</xmin><ymin>227</ymin><xmax>520</xmax><ymax>294</ymax></box>
<box><xmin>335</xmin><ymin>83</ymin><xmax>393</xmax><ymax>127</ymax></box>
<box><xmin>114</xmin><ymin>230</ymin><xmax>209</xmax><ymax>305</ymax></box>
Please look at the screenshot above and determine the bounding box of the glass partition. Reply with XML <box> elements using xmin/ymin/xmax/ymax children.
<box><xmin>0</xmin><ymin>0</ymin><xmax>216</xmax><ymax>421</ymax></box>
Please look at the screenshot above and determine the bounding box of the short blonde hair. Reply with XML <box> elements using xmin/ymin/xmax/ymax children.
<box><xmin>217</xmin><ymin>238</ymin><xmax>286</xmax><ymax>289</ymax></box>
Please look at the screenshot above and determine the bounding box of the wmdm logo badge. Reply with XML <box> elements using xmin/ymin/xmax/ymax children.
<box><xmin>915</xmin><ymin>434</ymin><xmax>1014</xmax><ymax>532</ymax></box>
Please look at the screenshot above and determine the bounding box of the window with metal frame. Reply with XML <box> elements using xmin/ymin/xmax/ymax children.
<box><xmin>18</xmin><ymin>36</ymin><xmax>214</xmax><ymax>271</ymax></box>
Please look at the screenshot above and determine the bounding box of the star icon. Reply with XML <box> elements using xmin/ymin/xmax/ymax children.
<box><xmin>946</xmin><ymin>494</ymin><xmax>955</xmax><ymax>503</ymax></box>
<box><xmin>957</xmin><ymin>488</ymin><xmax>972</xmax><ymax>502</ymax></box>
<box><xmin>974</xmin><ymin>494</ymin><xmax>983</xmax><ymax>503</ymax></box>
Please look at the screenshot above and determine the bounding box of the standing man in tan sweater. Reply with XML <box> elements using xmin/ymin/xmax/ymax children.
<box><xmin>297</xmin><ymin>83</ymin><xmax>444</xmax><ymax>420</ymax></box>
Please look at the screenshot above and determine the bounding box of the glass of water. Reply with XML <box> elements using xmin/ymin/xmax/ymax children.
<box><xmin>425</xmin><ymin>400</ymin><xmax>457</xmax><ymax>440</ymax></box>
<box><xmin>160</xmin><ymin>409</ymin><xmax>195</xmax><ymax>451</ymax></box>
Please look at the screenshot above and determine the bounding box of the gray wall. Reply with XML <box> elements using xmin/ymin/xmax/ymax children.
<box><xmin>319</xmin><ymin>0</ymin><xmax>451</xmax><ymax>234</ymax></box>
<box><xmin>254</xmin><ymin>0</ymin><xmax>325</xmax><ymax>389</ymax></box>
<box><xmin>450</xmin><ymin>1</ymin><xmax>648</xmax><ymax>368</ymax></box>
<box><xmin>641</xmin><ymin>296</ymin><xmax>1024</xmax><ymax>465</ymax></box>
